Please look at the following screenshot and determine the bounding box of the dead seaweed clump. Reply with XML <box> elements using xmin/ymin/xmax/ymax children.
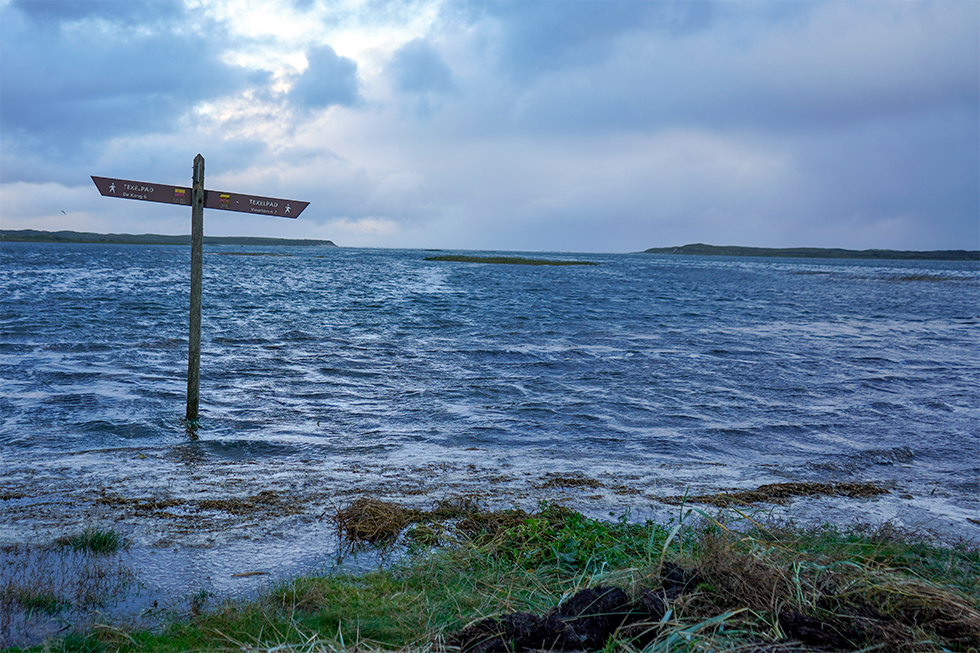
<box><xmin>197</xmin><ymin>490</ymin><xmax>304</xmax><ymax>516</ymax></box>
<box><xmin>330</xmin><ymin>495</ymin><xmax>551</xmax><ymax>547</ymax></box>
<box><xmin>331</xmin><ymin>497</ymin><xmax>423</xmax><ymax>544</ymax></box>
<box><xmin>662</xmin><ymin>481</ymin><xmax>888</xmax><ymax>507</ymax></box>
<box><xmin>537</xmin><ymin>473</ymin><xmax>605</xmax><ymax>490</ymax></box>
<box><xmin>96</xmin><ymin>494</ymin><xmax>183</xmax><ymax>514</ymax></box>
<box><xmin>97</xmin><ymin>490</ymin><xmax>304</xmax><ymax>517</ymax></box>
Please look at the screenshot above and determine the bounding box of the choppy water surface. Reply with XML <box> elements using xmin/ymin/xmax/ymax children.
<box><xmin>1</xmin><ymin>242</ymin><xmax>978</xmax><ymax>643</ymax></box>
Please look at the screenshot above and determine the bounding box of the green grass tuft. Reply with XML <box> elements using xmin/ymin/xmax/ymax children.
<box><xmin>55</xmin><ymin>527</ymin><xmax>126</xmax><ymax>554</ymax></box>
<box><xmin>13</xmin><ymin>590</ymin><xmax>66</xmax><ymax>616</ymax></box>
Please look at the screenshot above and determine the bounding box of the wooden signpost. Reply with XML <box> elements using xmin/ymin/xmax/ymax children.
<box><xmin>93</xmin><ymin>154</ymin><xmax>309</xmax><ymax>422</ymax></box>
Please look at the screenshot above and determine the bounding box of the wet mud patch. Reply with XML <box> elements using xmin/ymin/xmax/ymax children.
<box><xmin>661</xmin><ymin>481</ymin><xmax>889</xmax><ymax>508</ymax></box>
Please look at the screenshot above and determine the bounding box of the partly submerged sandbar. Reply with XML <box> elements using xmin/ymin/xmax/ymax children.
<box><xmin>425</xmin><ymin>255</ymin><xmax>597</xmax><ymax>266</ymax></box>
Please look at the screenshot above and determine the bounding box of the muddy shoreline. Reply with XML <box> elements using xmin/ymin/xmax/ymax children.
<box><xmin>2</xmin><ymin>446</ymin><xmax>978</xmax><ymax>648</ymax></box>
<box><xmin>3</xmin><ymin>445</ymin><xmax>976</xmax><ymax>550</ymax></box>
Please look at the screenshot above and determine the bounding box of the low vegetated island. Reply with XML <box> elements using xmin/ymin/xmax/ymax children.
<box><xmin>426</xmin><ymin>255</ymin><xmax>598</xmax><ymax>266</ymax></box>
<box><xmin>0</xmin><ymin>229</ymin><xmax>337</xmax><ymax>248</ymax></box>
<box><xmin>644</xmin><ymin>243</ymin><xmax>979</xmax><ymax>261</ymax></box>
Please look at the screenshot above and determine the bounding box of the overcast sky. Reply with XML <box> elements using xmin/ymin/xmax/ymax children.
<box><xmin>1</xmin><ymin>0</ymin><xmax>977</xmax><ymax>252</ymax></box>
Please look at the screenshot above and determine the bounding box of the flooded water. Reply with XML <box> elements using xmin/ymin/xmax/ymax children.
<box><xmin>1</xmin><ymin>242</ymin><xmax>978</xmax><ymax>645</ymax></box>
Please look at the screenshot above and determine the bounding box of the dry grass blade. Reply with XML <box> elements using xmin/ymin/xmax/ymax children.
<box><xmin>675</xmin><ymin>515</ymin><xmax>980</xmax><ymax>651</ymax></box>
<box><xmin>209</xmin><ymin>617</ymin><xmax>412</xmax><ymax>653</ymax></box>
<box><xmin>832</xmin><ymin>573</ymin><xmax>980</xmax><ymax>648</ymax></box>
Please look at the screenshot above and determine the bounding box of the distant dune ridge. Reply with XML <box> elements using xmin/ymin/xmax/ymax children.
<box><xmin>0</xmin><ymin>229</ymin><xmax>337</xmax><ymax>248</ymax></box>
<box><xmin>643</xmin><ymin>243</ymin><xmax>979</xmax><ymax>261</ymax></box>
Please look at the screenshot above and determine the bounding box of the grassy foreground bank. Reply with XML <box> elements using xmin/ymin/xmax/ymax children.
<box><xmin>11</xmin><ymin>500</ymin><xmax>980</xmax><ymax>653</ymax></box>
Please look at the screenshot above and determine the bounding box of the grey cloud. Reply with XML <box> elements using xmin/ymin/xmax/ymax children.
<box><xmin>396</xmin><ymin>1</ymin><xmax>977</xmax><ymax>250</ymax></box>
<box><xmin>11</xmin><ymin>0</ymin><xmax>185</xmax><ymax>26</ymax></box>
<box><xmin>389</xmin><ymin>39</ymin><xmax>454</xmax><ymax>94</ymax></box>
<box><xmin>3</xmin><ymin>0</ymin><xmax>977</xmax><ymax>252</ymax></box>
<box><xmin>0</xmin><ymin>2</ymin><xmax>267</xmax><ymax>170</ymax></box>
<box><xmin>288</xmin><ymin>45</ymin><xmax>361</xmax><ymax>109</ymax></box>
<box><xmin>472</xmin><ymin>2</ymin><xmax>979</xmax><ymax>137</ymax></box>
<box><xmin>449</xmin><ymin>0</ymin><xmax>714</xmax><ymax>81</ymax></box>
<box><xmin>791</xmin><ymin>107</ymin><xmax>979</xmax><ymax>247</ymax></box>
<box><xmin>102</xmin><ymin>138</ymin><xmax>271</xmax><ymax>185</ymax></box>
<box><xmin>1</xmin><ymin>126</ymin><xmax>270</xmax><ymax>189</ymax></box>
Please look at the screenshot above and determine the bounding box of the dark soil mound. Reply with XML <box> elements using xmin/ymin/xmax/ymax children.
<box><xmin>453</xmin><ymin>586</ymin><xmax>635</xmax><ymax>652</ymax></box>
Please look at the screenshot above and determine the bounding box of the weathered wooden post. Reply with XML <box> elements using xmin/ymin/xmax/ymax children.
<box><xmin>92</xmin><ymin>162</ymin><xmax>309</xmax><ymax>426</ymax></box>
<box><xmin>187</xmin><ymin>154</ymin><xmax>205</xmax><ymax>421</ymax></box>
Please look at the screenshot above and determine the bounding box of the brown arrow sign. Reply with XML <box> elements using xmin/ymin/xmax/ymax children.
<box><xmin>91</xmin><ymin>176</ymin><xmax>308</xmax><ymax>218</ymax></box>
<box><xmin>204</xmin><ymin>189</ymin><xmax>307</xmax><ymax>218</ymax></box>
<box><xmin>92</xmin><ymin>176</ymin><xmax>192</xmax><ymax>206</ymax></box>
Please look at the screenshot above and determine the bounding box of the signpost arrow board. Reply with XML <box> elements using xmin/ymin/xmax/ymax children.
<box><xmin>91</xmin><ymin>176</ymin><xmax>308</xmax><ymax>218</ymax></box>
<box><xmin>92</xmin><ymin>176</ymin><xmax>192</xmax><ymax>206</ymax></box>
<box><xmin>92</xmin><ymin>156</ymin><xmax>310</xmax><ymax>423</ymax></box>
<box><xmin>205</xmin><ymin>190</ymin><xmax>308</xmax><ymax>218</ymax></box>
